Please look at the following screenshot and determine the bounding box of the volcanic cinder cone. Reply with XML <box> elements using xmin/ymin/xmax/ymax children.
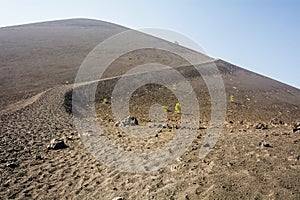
<box><xmin>0</xmin><ymin>19</ymin><xmax>299</xmax><ymax>199</ymax></box>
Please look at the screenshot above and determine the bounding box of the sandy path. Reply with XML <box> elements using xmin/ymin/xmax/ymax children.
<box><xmin>0</xmin><ymin>89</ymin><xmax>51</xmax><ymax>116</ymax></box>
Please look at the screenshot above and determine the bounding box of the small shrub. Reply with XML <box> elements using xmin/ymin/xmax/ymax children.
<box><xmin>162</xmin><ymin>105</ymin><xmax>169</xmax><ymax>111</ymax></box>
<box><xmin>174</xmin><ymin>103</ymin><xmax>181</xmax><ymax>113</ymax></box>
<box><xmin>230</xmin><ymin>95</ymin><xmax>234</xmax><ymax>103</ymax></box>
<box><xmin>172</xmin><ymin>84</ymin><xmax>176</xmax><ymax>91</ymax></box>
<box><xmin>103</xmin><ymin>98</ymin><xmax>108</xmax><ymax>104</ymax></box>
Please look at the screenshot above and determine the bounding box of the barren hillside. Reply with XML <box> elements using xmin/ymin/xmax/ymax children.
<box><xmin>0</xmin><ymin>19</ymin><xmax>299</xmax><ymax>199</ymax></box>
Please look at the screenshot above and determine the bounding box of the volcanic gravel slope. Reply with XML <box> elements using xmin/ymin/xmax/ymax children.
<box><xmin>0</xmin><ymin>19</ymin><xmax>127</xmax><ymax>109</ymax></box>
<box><xmin>0</xmin><ymin>19</ymin><xmax>300</xmax><ymax>199</ymax></box>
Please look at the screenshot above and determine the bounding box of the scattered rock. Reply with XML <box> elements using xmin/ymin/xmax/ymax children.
<box><xmin>47</xmin><ymin>139</ymin><xmax>68</xmax><ymax>150</ymax></box>
<box><xmin>204</xmin><ymin>143</ymin><xmax>210</xmax><ymax>147</ymax></box>
<box><xmin>6</xmin><ymin>163</ymin><xmax>18</xmax><ymax>169</ymax></box>
<box><xmin>173</xmin><ymin>124</ymin><xmax>180</xmax><ymax>129</ymax></box>
<box><xmin>293</xmin><ymin>139</ymin><xmax>300</xmax><ymax>144</ymax></box>
<box><xmin>65</xmin><ymin>135</ymin><xmax>78</xmax><ymax>140</ymax></box>
<box><xmin>198</xmin><ymin>126</ymin><xmax>207</xmax><ymax>130</ymax></box>
<box><xmin>156</xmin><ymin>129</ymin><xmax>162</xmax><ymax>133</ymax></box>
<box><xmin>292</xmin><ymin>121</ymin><xmax>300</xmax><ymax>133</ymax></box>
<box><xmin>35</xmin><ymin>155</ymin><xmax>44</xmax><ymax>160</ymax></box>
<box><xmin>191</xmin><ymin>146</ymin><xmax>197</xmax><ymax>150</ymax></box>
<box><xmin>112</xmin><ymin>197</ymin><xmax>124</xmax><ymax>200</ymax></box>
<box><xmin>254</xmin><ymin>123</ymin><xmax>268</xmax><ymax>130</ymax></box>
<box><xmin>176</xmin><ymin>157</ymin><xmax>183</xmax><ymax>162</ymax></box>
<box><xmin>3</xmin><ymin>180</ymin><xmax>10</xmax><ymax>187</ymax></box>
<box><xmin>259</xmin><ymin>141</ymin><xmax>271</xmax><ymax>148</ymax></box>
<box><xmin>167</xmin><ymin>124</ymin><xmax>172</xmax><ymax>129</ymax></box>
<box><xmin>270</xmin><ymin>118</ymin><xmax>284</xmax><ymax>126</ymax></box>
<box><xmin>115</xmin><ymin>116</ymin><xmax>138</xmax><ymax>127</ymax></box>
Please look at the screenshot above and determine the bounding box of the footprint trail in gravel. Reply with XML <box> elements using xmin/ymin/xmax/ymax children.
<box><xmin>0</xmin><ymin>82</ymin><xmax>300</xmax><ymax>199</ymax></box>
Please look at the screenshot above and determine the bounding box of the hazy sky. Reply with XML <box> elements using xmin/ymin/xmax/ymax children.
<box><xmin>0</xmin><ymin>0</ymin><xmax>299</xmax><ymax>88</ymax></box>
